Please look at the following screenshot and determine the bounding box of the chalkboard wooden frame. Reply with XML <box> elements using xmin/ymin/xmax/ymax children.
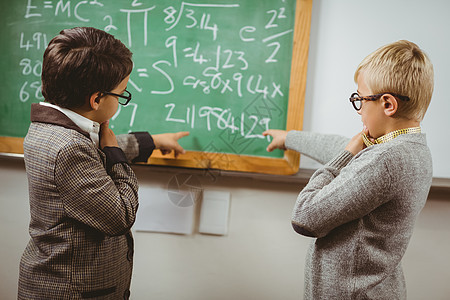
<box><xmin>0</xmin><ymin>0</ymin><xmax>312</xmax><ymax>175</ymax></box>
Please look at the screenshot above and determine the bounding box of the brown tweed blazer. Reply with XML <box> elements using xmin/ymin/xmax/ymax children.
<box><xmin>18</xmin><ymin>104</ymin><xmax>154</xmax><ymax>299</ymax></box>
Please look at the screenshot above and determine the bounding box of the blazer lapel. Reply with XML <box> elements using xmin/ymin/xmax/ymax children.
<box><xmin>30</xmin><ymin>103</ymin><xmax>90</xmax><ymax>139</ymax></box>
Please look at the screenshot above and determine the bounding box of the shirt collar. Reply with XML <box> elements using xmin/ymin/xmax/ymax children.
<box><xmin>362</xmin><ymin>127</ymin><xmax>421</xmax><ymax>147</ymax></box>
<box><xmin>39</xmin><ymin>102</ymin><xmax>100</xmax><ymax>147</ymax></box>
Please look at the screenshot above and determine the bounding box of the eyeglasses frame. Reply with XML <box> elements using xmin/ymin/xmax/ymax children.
<box><xmin>349</xmin><ymin>92</ymin><xmax>410</xmax><ymax>111</ymax></box>
<box><xmin>100</xmin><ymin>89</ymin><xmax>132</xmax><ymax>106</ymax></box>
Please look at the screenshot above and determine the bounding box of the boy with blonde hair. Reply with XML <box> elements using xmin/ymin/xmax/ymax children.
<box><xmin>264</xmin><ymin>40</ymin><xmax>434</xmax><ymax>299</ymax></box>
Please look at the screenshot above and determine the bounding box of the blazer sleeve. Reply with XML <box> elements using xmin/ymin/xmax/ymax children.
<box><xmin>116</xmin><ymin>132</ymin><xmax>155</xmax><ymax>163</ymax></box>
<box><xmin>55</xmin><ymin>140</ymin><xmax>139</xmax><ymax>236</ymax></box>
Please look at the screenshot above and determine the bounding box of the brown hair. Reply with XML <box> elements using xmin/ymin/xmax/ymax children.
<box><xmin>354</xmin><ymin>40</ymin><xmax>434</xmax><ymax>121</ymax></box>
<box><xmin>41</xmin><ymin>27</ymin><xmax>133</xmax><ymax>108</ymax></box>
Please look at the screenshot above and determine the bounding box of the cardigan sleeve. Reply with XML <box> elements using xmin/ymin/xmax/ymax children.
<box><xmin>285</xmin><ymin>130</ymin><xmax>350</xmax><ymax>165</ymax></box>
<box><xmin>291</xmin><ymin>148</ymin><xmax>392</xmax><ymax>238</ymax></box>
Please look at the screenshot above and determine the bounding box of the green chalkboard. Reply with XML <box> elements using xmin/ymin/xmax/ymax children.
<box><xmin>0</xmin><ymin>0</ymin><xmax>312</xmax><ymax>174</ymax></box>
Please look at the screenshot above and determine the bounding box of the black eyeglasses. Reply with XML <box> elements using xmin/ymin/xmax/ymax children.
<box><xmin>349</xmin><ymin>92</ymin><xmax>410</xmax><ymax>111</ymax></box>
<box><xmin>101</xmin><ymin>89</ymin><xmax>132</xmax><ymax>106</ymax></box>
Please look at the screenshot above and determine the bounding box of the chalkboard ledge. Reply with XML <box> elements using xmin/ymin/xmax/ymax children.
<box><xmin>0</xmin><ymin>137</ymin><xmax>301</xmax><ymax>175</ymax></box>
<box><xmin>1</xmin><ymin>152</ymin><xmax>449</xmax><ymax>193</ymax></box>
<box><xmin>133</xmin><ymin>163</ymin><xmax>450</xmax><ymax>193</ymax></box>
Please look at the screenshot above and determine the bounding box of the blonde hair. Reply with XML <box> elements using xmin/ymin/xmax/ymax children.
<box><xmin>354</xmin><ymin>40</ymin><xmax>434</xmax><ymax>121</ymax></box>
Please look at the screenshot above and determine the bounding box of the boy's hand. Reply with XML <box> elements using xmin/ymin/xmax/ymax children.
<box><xmin>262</xmin><ymin>129</ymin><xmax>288</xmax><ymax>152</ymax></box>
<box><xmin>152</xmin><ymin>132</ymin><xmax>190</xmax><ymax>157</ymax></box>
<box><xmin>100</xmin><ymin>120</ymin><xmax>119</xmax><ymax>149</ymax></box>
<box><xmin>345</xmin><ymin>126</ymin><xmax>374</xmax><ymax>155</ymax></box>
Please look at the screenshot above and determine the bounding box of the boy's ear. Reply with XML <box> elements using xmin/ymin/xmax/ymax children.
<box><xmin>89</xmin><ymin>92</ymin><xmax>102</xmax><ymax>110</ymax></box>
<box><xmin>382</xmin><ymin>94</ymin><xmax>398</xmax><ymax>117</ymax></box>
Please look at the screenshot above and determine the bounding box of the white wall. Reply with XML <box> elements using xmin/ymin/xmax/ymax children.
<box><xmin>300</xmin><ymin>0</ymin><xmax>450</xmax><ymax>178</ymax></box>
<box><xmin>1</xmin><ymin>158</ymin><xmax>450</xmax><ymax>299</ymax></box>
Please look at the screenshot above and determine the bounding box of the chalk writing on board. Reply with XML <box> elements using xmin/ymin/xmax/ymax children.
<box><xmin>6</xmin><ymin>0</ymin><xmax>296</xmax><ymax>158</ymax></box>
<box><xmin>18</xmin><ymin>31</ymin><xmax>44</xmax><ymax>103</ymax></box>
<box><xmin>25</xmin><ymin>0</ymin><xmax>105</xmax><ymax>21</ymax></box>
<box><xmin>163</xmin><ymin>103</ymin><xmax>271</xmax><ymax>140</ymax></box>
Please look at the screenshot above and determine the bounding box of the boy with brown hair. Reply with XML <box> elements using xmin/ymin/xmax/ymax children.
<box><xmin>264</xmin><ymin>40</ymin><xmax>434</xmax><ymax>299</ymax></box>
<box><xmin>18</xmin><ymin>27</ymin><xmax>188</xmax><ymax>299</ymax></box>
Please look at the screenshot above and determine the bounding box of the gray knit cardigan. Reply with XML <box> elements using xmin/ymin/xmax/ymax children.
<box><xmin>285</xmin><ymin>130</ymin><xmax>432</xmax><ymax>300</ymax></box>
